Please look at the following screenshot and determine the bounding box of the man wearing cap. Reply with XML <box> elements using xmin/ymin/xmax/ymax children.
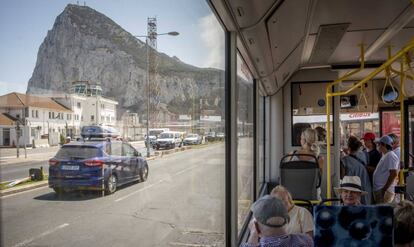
<box><xmin>387</xmin><ymin>133</ymin><xmax>401</xmax><ymax>161</ymax></box>
<box><xmin>334</xmin><ymin>176</ymin><xmax>367</xmax><ymax>205</ymax></box>
<box><xmin>361</xmin><ymin>132</ymin><xmax>382</xmax><ymax>181</ymax></box>
<box><xmin>241</xmin><ymin>195</ymin><xmax>313</xmax><ymax>247</ymax></box>
<box><xmin>373</xmin><ymin>135</ymin><xmax>399</xmax><ymax>204</ymax></box>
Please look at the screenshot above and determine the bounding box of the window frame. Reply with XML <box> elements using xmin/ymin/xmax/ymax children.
<box><xmin>290</xmin><ymin>81</ymin><xmax>335</xmax><ymax>147</ymax></box>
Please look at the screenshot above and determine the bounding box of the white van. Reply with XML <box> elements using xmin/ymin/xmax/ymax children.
<box><xmin>155</xmin><ymin>131</ymin><xmax>183</xmax><ymax>150</ymax></box>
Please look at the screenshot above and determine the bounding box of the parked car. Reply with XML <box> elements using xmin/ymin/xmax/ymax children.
<box><xmin>144</xmin><ymin>128</ymin><xmax>168</xmax><ymax>148</ymax></box>
<box><xmin>81</xmin><ymin>125</ymin><xmax>120</xmax><ymax>139</ymax></box>
<box><xmin>155</xmin><ymin>131</ymin><xmax>182</xmax><ymax>150</ymax></box>
<box><xmin>183</xmin><ymin>133</ymin><xmax>202</xmax><ymax>145</ymax></box>
<box><xmin>216</xmin><ymin>132</ymin><xmax>225</xmax><ymax>141</ymax></box>
<box><xmin>205</xmin><ymin>132</ymin><xmax>216</xmax><ymax>142</ymax></box>
<box><xmin>48</xmin><ymin>140</ymin><xmax>148</xmax><ymax>195</ymax></box>
<box><xmin>144</xmin><ymin>135</ymin><xmax>157</xmax><ymax>148</ymax></box>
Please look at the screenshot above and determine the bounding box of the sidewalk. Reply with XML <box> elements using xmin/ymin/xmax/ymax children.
<box><xmin>0</xmin><ymin>152</ymin><xmax>56</xmax><ymax>165</ymax></box>
<box><xmin>0</xmin><ymin>146</ymin><xmax>60</xmax><ymax>157</ymax></box>
<box><xmin>0</xmin><ymin>180</ymin><xmax>49</xmax><ymax>196</ymax></box>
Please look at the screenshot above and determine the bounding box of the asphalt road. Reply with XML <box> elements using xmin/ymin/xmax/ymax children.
<box><xmin>1</xmin><ymin>143</ymin><xmax>226</xmax><ymax>247</ymax></box>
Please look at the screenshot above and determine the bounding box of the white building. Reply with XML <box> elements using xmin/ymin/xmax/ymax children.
<box><xmin>46</xmin><ymin>81</ymin><xmax>119</xmax><ymax>136</ymax></box>
<box><xmin>0</xmin><ymin>92</ymin><xmax>73</xmax><ymax>147</ymax></box>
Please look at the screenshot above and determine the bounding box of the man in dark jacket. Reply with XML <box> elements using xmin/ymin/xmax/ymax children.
<box><xmin>362</xmin><ymin>132</ymin><xmax>381</xmax><ymax>182</ymax></box>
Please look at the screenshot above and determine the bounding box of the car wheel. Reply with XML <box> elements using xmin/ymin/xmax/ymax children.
<box><xmin>53</xmin><ymin>187</ymin><xmax>64</xmax><ymax>195</ymax></box>
<box><xmin>140</xmin><ymin>164</ymin><xmax>149</xmax><ymax>182</ymax></box>
<box><xmin>105</xmin><ymin>174</ymin><xmax>117</xmax><ymax>195</ymax></box>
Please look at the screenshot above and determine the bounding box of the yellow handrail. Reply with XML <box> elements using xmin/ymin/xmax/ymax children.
<box><xmin>388</xmin><ymin>46</ymin><xmax>414</xmax><ymax>81</ymax></box>
<box><xmin>325</xmin><ymin>38</ymin><xmax>414</xmax><ymax>200</ymax></box>
<box><xmin>398</xmin><ymin>56</ymin><xmax>405</xmax><ymax>200</ymax></box>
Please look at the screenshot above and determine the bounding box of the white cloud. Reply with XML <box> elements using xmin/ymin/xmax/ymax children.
<box><xmin>199</xmin><ymin>14</ymin><xmax>225</xmax><ymax>70</ymax></box>
<box><xmin>0</xmin><ymin>80</ymin><xmax>27</xmax><ymax>95</ymax></box>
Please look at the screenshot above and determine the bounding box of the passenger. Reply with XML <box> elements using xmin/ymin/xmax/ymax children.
<box><xmin>241</xmin><ymin>195</ymin><xmax>313</xmax><ymax>247</ymax></box>
<box><xmin>340</xmin><ymin>136</ymin><xmax>372</xmax><ymax>204</ymax></box>
<box><xmin>361</xmin><ymin>132</ymin><xmax>382</xmax><ymax>182</ymax></box>
<box><xmin>334</xmin><ymin>176</ymin><xmax>367</xmax><ymax>206</ymax></box>
<box><xmin>290</xmin><ymin>128</ymin><xmax>323</xmax><ymax>173</ymax></box>
<box><xmin>270</xmin><ymin>185</ymin><xmax>313</xmax><ymax>237</ymax></box>
<box><xmin>373</xmin><ymin>135</ymin><xmax>399</xmax><ymax>204</ymax></box>
<box><xmin>394</xmin><ymin>200</ymin><xmax>414</xmax><ymax>247</ymax></box>
<box><xmin>290</xmin><ymin>128</ymin><xmax>323</xmax><ymax>200</ymax></box>
<box><xmin>292</xmin><ymin>123</ymin><xmax>311</xmax><ymax>146</ymax></box>
<box><xmin>315</xmin><ymin>126</ymin><xmax>326</xmax><ymax>143</ymax></box>
<box><xmin>388</xmin><ymin>133</ymin><xmax>401</xmax><ymax>161</ymax></box>
<box><xmin>315</xmin><ymin>126</ymin><xmax>327</xmax><ymax>153</ymax></box>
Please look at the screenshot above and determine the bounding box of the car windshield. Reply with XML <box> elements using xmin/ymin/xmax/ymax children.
<box><xmin>159</xmin><ymin>133</ymin><xmax>173</xmax><ymax>138</ymax></box>
<box><xmin>187</xmin><ymin>134</ymin><xmax>197</xmax><ymax>138</ymax></box>
<box><xmin>55</xmin><ymin>146</ymin><xmax>100</xmax><ymax>160</ymax></box>
<box><xmin>81</xmin><ymin>126</ymin><xmax>101</xmax><ymax>133</ymax></box>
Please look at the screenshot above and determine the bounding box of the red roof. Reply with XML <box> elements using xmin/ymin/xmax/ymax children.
<box><xmin>0</xmin><ymin>92</ymin><xmax>72</xmax><ymax>112</ymax></box>
<box><xmin>0</xmin><ymin>113</ymin><xmax>16</xmax><ymax>125</ymax></box>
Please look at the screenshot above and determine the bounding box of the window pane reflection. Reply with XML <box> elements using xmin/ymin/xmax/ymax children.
<box><xmin>236</xmin><ymin>53</ymin><xmax>254</xmax><ymax>234</ymax></box>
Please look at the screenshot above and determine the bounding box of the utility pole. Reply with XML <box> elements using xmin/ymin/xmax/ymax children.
<box><xmin>16</xmin><ymin>121</ymin><xmax>20</xmax><ymax>158</ymax></box>
<box><xmin>146</xmin><ymin>17</ymin><xmax>157</xmax><ymax>158</ymax></box>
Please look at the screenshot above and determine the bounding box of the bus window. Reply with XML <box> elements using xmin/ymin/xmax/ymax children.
<box><xmin>237</xmin><ymin>53</ymin><xmax>254</xmax><ymax>235</ymax></box>
<box><xmin>291</xmin><ymin>82</ymin><xmax>333</xmax><ymax>148</ymax></box>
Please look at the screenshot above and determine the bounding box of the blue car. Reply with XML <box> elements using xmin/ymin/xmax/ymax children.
<box><xmin>48</xmin><ymin>140</ymin><xmax>148</xmax><ymax>195</ymax></box>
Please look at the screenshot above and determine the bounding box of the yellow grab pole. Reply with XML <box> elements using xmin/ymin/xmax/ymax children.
<box><xmin>325</xmin><ymin>84</ymin><xmax>332</xmax><ymax>200</ymax></box>
<box><xmin>399</xmin><ymin>56</ymin><xmax>405</xmax><ymax>194</ymax></box>
<box><xmin>325</xmin><ymin>39</ymin><xmax>414</xmax><ymax>201</ymax></box>
<box><xmin>329</xmin><ymin>39</ymin><xmax>414</xmax><ymax>97</ymax></box>
<box><xmin>389</xmin><ymin>46</ymin><xmax>414</xmax><ymax>81</ymax></box>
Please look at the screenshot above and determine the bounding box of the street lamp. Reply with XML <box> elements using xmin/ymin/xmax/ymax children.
<box><xmin>134</xmin><ymin>31</ymin><xmax>179</xmax><ymax>158</ymax></box>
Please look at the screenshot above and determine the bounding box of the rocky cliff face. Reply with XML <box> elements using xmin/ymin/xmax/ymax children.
<box><xmin>27</xmin><ymin>4</ymin><xmax>224</xmax><ymax>117</ymax></box>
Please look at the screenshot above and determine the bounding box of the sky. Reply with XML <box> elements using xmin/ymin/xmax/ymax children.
<box><xmin>0</xmin><ymin>0</ymin><xmax>225</xmax><ymax>95</ymax></box>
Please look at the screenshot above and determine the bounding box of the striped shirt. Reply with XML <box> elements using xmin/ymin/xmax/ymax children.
<box><xmin>240</xmin><ymin>234</ymin><xmax>313</xmax><ymax>247</ymax></box>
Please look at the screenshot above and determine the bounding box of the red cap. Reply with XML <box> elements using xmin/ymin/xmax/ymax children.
<box><xmin>362</xmin><ymin>132</ymin><xmax>376</xmax><ymax>141</ymax></box>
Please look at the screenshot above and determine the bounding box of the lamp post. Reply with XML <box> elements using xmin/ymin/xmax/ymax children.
<box><xmin>134</xmin><ymin>31</ymin><xmax>179</xmax><ymax>158</ymax></box>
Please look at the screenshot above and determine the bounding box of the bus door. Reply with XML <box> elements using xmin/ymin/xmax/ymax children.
<box><xmin>405</xmin><ymin>101</ymin><xmax>414</xmax><ymax>168</ymax></box>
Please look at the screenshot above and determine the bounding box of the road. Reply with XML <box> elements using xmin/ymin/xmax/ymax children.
<box><xmin>1</xmin><ymin>143</ymin><xmax>225</xmax><ymax>247</ymax></box>
<box><xmin>0</xmin><ymin>142</ymin><xmax>148</xmax><ymax>182</ymax></box>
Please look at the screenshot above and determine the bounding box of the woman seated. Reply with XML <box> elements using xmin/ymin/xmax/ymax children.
<box><xmin>290</xmin><ymin>128</ymin><xmax>324</xmax><ymax>173</ymax></box>
<box><xmin>290</xmin><ymin>128</ymin><xmax>323</xmax><ymax>199</ymax></box>
<box><xmin>271</xmin><ymin>185</ymin><xmax>314</xmax><ymax>237</ymax></box>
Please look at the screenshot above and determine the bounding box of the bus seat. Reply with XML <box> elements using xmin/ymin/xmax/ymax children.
<box><xmin>280</xmin><ymin>154</ymin><xmax>321</xmax><ymax>201</ymax></box>
<box><xmin>293</xmin><ymin>199</ymin><xmax>313</xmax><ymax>214</ymax></box>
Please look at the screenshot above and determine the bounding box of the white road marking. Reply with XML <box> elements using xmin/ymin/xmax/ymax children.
<box><xmin>115</xmin><ymin>164</ymin><xmax>199</xmax><ymax>202</ymax></box>
<box><xmin>12</xmin><ymin>223</ymin><xmax>69</xmax><ymax>247</ymax></box>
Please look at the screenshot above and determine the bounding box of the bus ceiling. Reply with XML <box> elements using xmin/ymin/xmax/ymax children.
<box><xmin>210</xmin><ymin>0</ymin><xmax>414</xmax><ymax>95</ymax></box>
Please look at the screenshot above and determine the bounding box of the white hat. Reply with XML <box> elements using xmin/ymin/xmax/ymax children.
<box><xmin>334</xmin><ymin>176</ymin><xmax>367</xmax><ymax>195</ymax></box>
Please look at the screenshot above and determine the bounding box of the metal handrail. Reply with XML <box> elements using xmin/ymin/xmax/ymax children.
<box><xmin>325</xmin><ymin>38</ymin><xmax>414</xmax><ymax>200</ymax></box>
